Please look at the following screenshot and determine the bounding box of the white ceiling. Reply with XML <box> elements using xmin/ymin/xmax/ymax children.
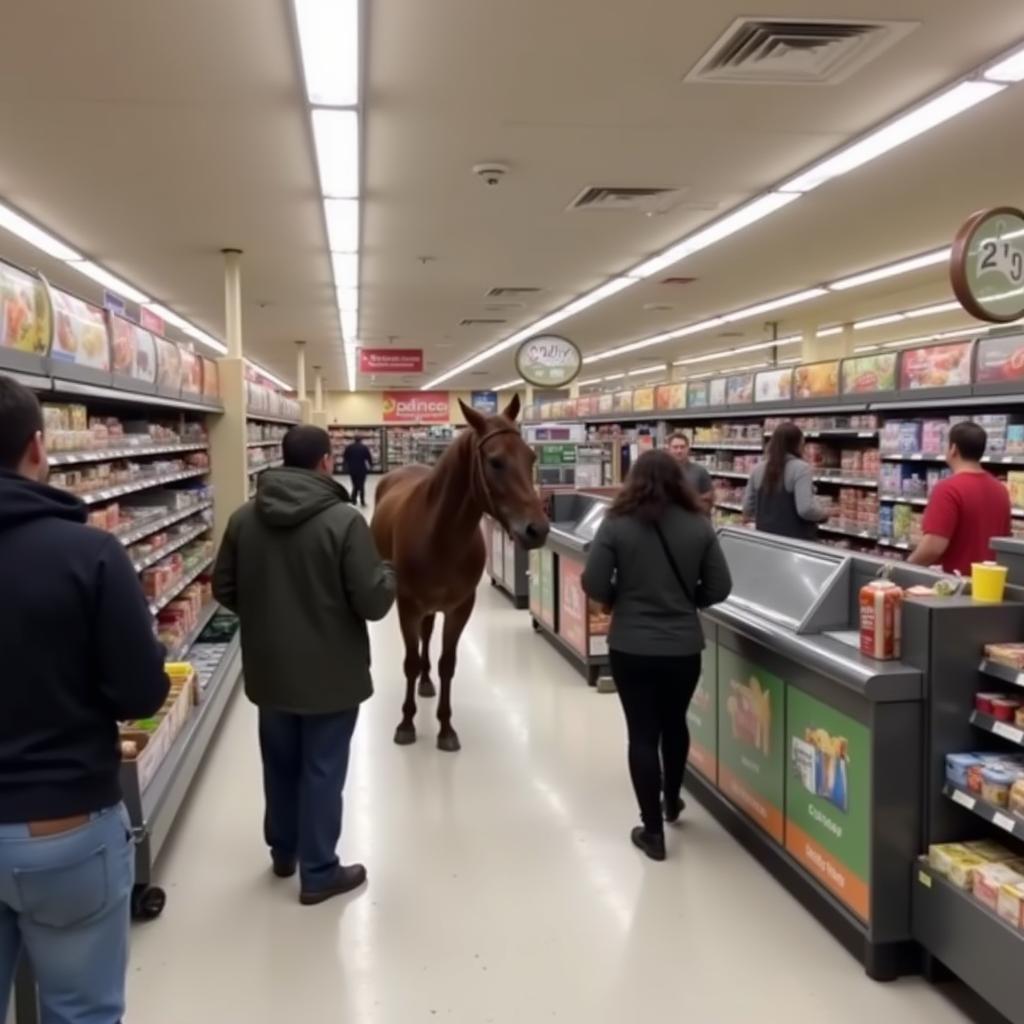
<box><xmin>0</xmin><ymin>1</ymin><xmax>1023</xmax><ymax>391</ymax></box>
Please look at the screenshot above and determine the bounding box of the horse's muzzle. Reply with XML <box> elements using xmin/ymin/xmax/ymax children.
<box><xmin>511</xmin><ymin>519</ymin><xmax>550</xmax><ymax>549</ymax></box>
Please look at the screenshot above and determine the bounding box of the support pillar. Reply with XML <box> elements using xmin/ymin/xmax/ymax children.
<box><xmin>296</xmin><ymin>340</ymin><xmax>312</xmax><ymax>423</ymax></box>
<box><xmin>312</xmin><ymin>367</ymin><xmax>328</xmax><ymax>428</ymax></box>
<box><xmin>211</xmin><ymin>249</ymin><xmax>250</xmax><ymax>545</ymax></box>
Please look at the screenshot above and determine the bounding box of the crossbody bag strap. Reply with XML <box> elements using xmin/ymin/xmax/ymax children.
<box><xmin>651</xmin><ymin>520</ymin><xmax>696</xmax><ymax>609</ymax></box>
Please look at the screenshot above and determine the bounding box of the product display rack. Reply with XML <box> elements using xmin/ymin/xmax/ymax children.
<box><xmin>245</xmin><ymin>409</ymin><xmax>297</xmax><ymax>496</ymax></box>
<box><xmin>328</xmin><ymin>424</ymin><xmax>384</xmax><ymax>474</ymax></box>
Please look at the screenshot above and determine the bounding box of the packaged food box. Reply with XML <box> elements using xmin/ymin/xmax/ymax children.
<box><xmin>1011</xmin><ymin>779</ymin><xmax>1024</xmax><ymax>816</ymax></box>
<box><xmin>985</xmin><ymin>643</ymin><xmax>1024</xmax><ymax>669</ymax></box>
<box><xmin>928</xmin><ymin>843</ymin><xmax>972</xmax><ymax>875</ymax></box>
<box><xmin>860</xmin><ymin>580</ymin><xmax>902</xmax><ymax>660</ymax></box>
<box><xmin>997</xmin><ymin>882</ymin><xmax>1024</xmax><ymax>928</ymax></box>
<box><xmin>965</xmin><ymin>839</ymin><xmax>1017</xmax><ymax>862</ymax></box>
<box><xmin>992</xmin><ymin>696</ymin><xmax>1022</xmax><ymax>721</ymax></box>
<box><xmin>973</xmin><ymin>862</ymin><xmax>1024</xmax><ymax>909</ymax></box>
<box><xmin>947</xmin><ymin>753</ymin><xmax>983</xmax><ymax>788</ymax></box>
<box><xmin>949</xmin><ymin>854</ymin><xmax>989</xmax><ymax>890</ymax></box>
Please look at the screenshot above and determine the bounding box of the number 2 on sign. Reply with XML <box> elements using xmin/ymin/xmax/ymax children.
<box><xmin>978</xmin><ymin>240</ymin><xmax>1024</xmax><ymax>285</ymax></box>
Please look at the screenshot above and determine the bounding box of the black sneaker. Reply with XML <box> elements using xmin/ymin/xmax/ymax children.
<box><xmin>299</xmin><ymin>864</ymin><xmax>368</xmax><ymax>905</ymax></box>
<box><xmin>271</xmin><ymin>854</ymin><xmax>297</xmax><ymax>879</ymax></box>
<box><xmin>630</xmin><ymin>827</ymin><xmax>666</xmax><ymax>862</ymax></box>
<box><xmin>663</xmin><ymin>793</ymin><xmax>686</xmax><ymax>824</ymax></box>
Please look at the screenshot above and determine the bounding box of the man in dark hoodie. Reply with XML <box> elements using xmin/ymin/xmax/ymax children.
<box><xmin>213</xmin><ymin>425</ymin><xmax>395</xmax><ymax>905</ymax></box>
<box><xmin>341</xmin><ymin>435</ymin><xmax>373</xmax><ymax>507</ymax></box>
<box><xmin>0</xmin><ymin>375</ymin><xmax>168</xmax><ymax>1022</ymax></box>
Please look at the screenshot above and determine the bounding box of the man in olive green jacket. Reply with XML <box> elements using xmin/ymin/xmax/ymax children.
<box><xmin>213</xmin><ymin>426</ymin><xmax>395</xmax><ymax>905</ymax></box>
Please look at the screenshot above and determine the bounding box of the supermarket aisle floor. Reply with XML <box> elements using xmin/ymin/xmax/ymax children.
<box><xmin>127</xmin><ymin>546</ymin><xmax>969</xmax><ymax>1023</ymax></box>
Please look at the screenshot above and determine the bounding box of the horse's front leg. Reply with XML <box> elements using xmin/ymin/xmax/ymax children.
<box><xmin>437</xmin><ymin>594</ymin><xmax>475</xmax><ymax>752</ymax></box>
<box><xmin>394</xmin><ymin>602</ymin><xmax>423</xmax><ymax>745</ymax></box>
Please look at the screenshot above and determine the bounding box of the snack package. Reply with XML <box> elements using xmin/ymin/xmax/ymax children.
<box><xmin>973</xmin><ymin>863</ymin><xmax>1024</xmax><ymax>909</ymax></box>
<box><xmin>928</xmin><ymin>843</ymin><xmax>972</xmax><ymax>876</ymax></box>
<box><xmin>985</xmin><ymin>643</ymin><xmax>1024</xmax><ymax>669</ymax></box>
<box><xmin>997</xmin><ymin>882</ymin><xmax>1024</xmax><ymax>928</ymax></box>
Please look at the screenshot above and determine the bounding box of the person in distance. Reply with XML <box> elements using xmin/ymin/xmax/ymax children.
<box><xmin>582</xmin><ymin>450</ymin><xmax>732</xmax><ymax>862</ymax></box>
<box><xmin>666</xmin><ymin>430</ymin><xmax>714</xmax><ymax>515</ymax></box>
<box><xmin>0</xmin><ymin>375</ymin><xmax>169</xmax><ymax>1023</ymax></box>
<box><xmin>341</xmin><ymin>434</ymin><xmax>374</xmax><ymax>508</ymax></box>
<box><xmin>907</xmin><ymin>421</ymin><xmax>1012</xmax><ymax>575</ymax></box>
<box><xmin>214</xmin><ymin>425</ymin><xmax>396</xmax><ymax>905</ymax></box>
<box><xmin>742</xmin><ymin>421</ymin><xmax>828</xmax><ymax>540</ymax></box>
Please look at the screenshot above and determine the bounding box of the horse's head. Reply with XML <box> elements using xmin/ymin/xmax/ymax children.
<box><xmin>459</xmin><ymin>394</ymin><xmax>550</xmax><ymax>549</ymax></box>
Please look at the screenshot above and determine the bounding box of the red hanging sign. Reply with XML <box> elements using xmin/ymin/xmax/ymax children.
<box><xmin>359</xmin><ymin>348</ymin><xmax>423</xmax><ymax>374</ymax></box>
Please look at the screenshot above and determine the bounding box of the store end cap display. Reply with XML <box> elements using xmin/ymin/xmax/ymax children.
<box><xmin>0</xmin><ymin>260</ymin><xmax>52</xmax><ymax>373</ymax></box>
<box><xmin>951</xmin><ymin>206</ymin><xmax>1024</xmax><ymax>323</ymax></box>
<box><xmin>515</xmin><ymin>334</ymin><xmax>582</xmax><ymax>387</ymax></box>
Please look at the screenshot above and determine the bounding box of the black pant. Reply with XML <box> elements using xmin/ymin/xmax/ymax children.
<box><xmin>609</xmin><ymin>650</ymin><xmax>702</xmax><ymax>833</ymax></box>
<box><xmin>258</xmin><ymin>707</ymin><xmax>359</xmax><ymax>891</ymax></box>
<box><xmin>349</xmin><ymin>472</ymin><xmax>367</xmax><ymax>506</ymax></box>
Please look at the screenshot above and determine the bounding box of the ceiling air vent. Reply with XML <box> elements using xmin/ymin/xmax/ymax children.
<box><xmin>486</xmin><ymin>286</ymin><xmax>542</xmax><ymax>298</ymax></box>
<box><xmin>685</xmin><ymin>18</ymin><xmax>917</xmax><ymax>86</ymax></box>
<box><xmin>459</xmin><ymin>318</ymin><xmax>507</xmax><ymax>326</ymax></box>
<box><xmin>660</xmin><ymin>276</ymin><xmax>697</xmax><ymax>286</ymax></box>
<box><xmin>569</xmin><ymin>186</ymin><xmax>686</xmax><ymax>214</ymax></box>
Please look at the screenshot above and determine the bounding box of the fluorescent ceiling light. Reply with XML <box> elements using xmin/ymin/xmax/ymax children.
<box><xmin>628</xmin><ymin>365</ymin><xmax>666</xmax><ymax>377</ymax></box>
<box><xmin>603</xmin><ymin>372</ymin><xmax>625</xmax><ymax>381</ymax></box>
<box><xmin>332</xmin><ymin>253</ymin><xmax>359</xmax><ymax>291</ymax></box>
<box><xmin>312</xmin><ymin>109</ymin><xmax>359</xmax><ymax>198</ymax></box>
<box><xmin>336</xmin><ymin>287</ymin><xmax>358</xmax><ymax>312</ymax></box>
<box><xmin>294</xmin><ymin>0</ymin><xmax>359</xmax><ymax>105</ymax></box>
<box><xmin>344</xmin><ymin>348</ymin><xmax>357</xmax><ymax>391</ymax></box>
<box><xmin>778</xmin><ymin>356</ymin><xmax>802</xmax><ymax>365</ymax></box>
<box><xmin>854</xmin><ymin>313</ymin><xmax>906</xmax><ymax>330</ymax></box>
<box><xmin>828</xmin><ymin>247</ymin><xmax>950</xmax><ymax>290</ymax></box>
<box><xmin>340</xmin><ymin>307</ymin><xmax>358</xmax><ymax>342</ymax></box>
<box><xmin>816</xmin><ymin>326</ymin><xmax>843</xmax><ymax>338</ymax></box>
<box><xmin>905</xmin><ymin>300</ymin><xmax>962</xmax><ymax>319</ymax></box>
<box><xmin>720</xmin><ymin>288</ymin><xmax>826</xmax><ymax>323</ymax></box>
<box><xmin>576</xmin><ymin>376</ymin><xmax>603</xmax><ymax>388</ymax></box>
<box><xmin>324</xmin><ymin>199</ymin><xmax>359</xmax><ymax>253</ymax></box>
<box><xmin>583</xmin><ymin>317</ymin><xmax>728</xmax><ymax>364</ymax></box>
<box><xmin>986</xmin><ymin>44</ymin><xmax>1024</xmax><ymax>82</ymax></box>
<box><xmin>0</xmin><ymin>202</ymin><xmax>81</xmax><ymax>260</ymax></box>
<box><xmin>143</xmin><ymin>303</ymin><xmax>191</xmax><ymax>333</ymax></box>
<box><xmin>854</xmin><ymin>345</ymin><xmax>879</xmax><ymax>353</ymax></box>
<box><xmin>246</xmin><ymin>360</ymin><xmax>290</xmax><ymax>390</ymax></box>
<box><xmin>629</xmin><ymin>192</ymin><xmax>800</xmax><ymax>280</ymax></box>
<box><xmin>782</xmin><ymin>82</ymin><xmax>1004</xmax><ymax>193</ymax></box>
<box><xmin>493</xmin><ymin>379</ymin><xmax>522</xmax><ymax>390</ymax></box>
<box><xmin>673</xmin><ymin>334</ymin><xmax>802</xmax><ymax>367</ymax></box>
<box><xmin>181</xmin><ymin>325</ymin><xmax>228</xmax><ymax>355</ymax></box>
<box><xmin>68</xmin><ymin>260</ymin><xmax>149</xmax><ymax>304</ymax></box>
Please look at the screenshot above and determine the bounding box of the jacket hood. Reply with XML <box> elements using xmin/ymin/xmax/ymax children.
<box><xmin>0</xmin><ymin>469</ymin><xmax>87</xmax><ymax>532</ymax></box>
<box><xmin>256</xmin><ymin>467</ymin><xmax>350</xmax><ymax>528</ymax></box>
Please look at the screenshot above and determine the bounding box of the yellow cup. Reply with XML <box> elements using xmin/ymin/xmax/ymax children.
<box><xmin>972</xmin><ymin>561</ymin><xmax>1008</xmax><ymax>603</ymax></box>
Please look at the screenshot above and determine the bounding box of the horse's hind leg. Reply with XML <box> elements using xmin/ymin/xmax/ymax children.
<box><xmin>436</xmin><ymin>594</ymin><xmax>475</xmax><ymax>753</ymax></box>
<box><xmin>394</xmin><ymin>603</ymin><xmax>422</xmax><ymax>746</ymax></box>
<box><xmin>418</xmin><ymin>614</ymin><xmax>436</xmax><ymax>698</ymax></box>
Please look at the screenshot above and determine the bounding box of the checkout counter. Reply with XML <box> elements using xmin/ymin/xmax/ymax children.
<box><xmin>530</xmin><ymin>492</ymin><xmax>613</xmax><ymax>685</ymax></box>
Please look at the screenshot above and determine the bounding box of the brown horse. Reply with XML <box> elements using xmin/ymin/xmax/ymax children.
<box><xmin>371</xmin><ymin>394</ymin><xmax>549</xmax><ymax>751</ymax></box>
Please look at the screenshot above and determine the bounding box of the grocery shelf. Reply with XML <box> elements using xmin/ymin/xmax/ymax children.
<box><xmin>166</xmin><ymin>601</ymin><xmax>220</xmax><ymax>662</ymax></box>
<box><xmin>131</xmin><ymin>521</ymin><xmax>212</xmax><ymax>573</ymax></box>
<box><xmin>246</xmin><ymin>439</ymin><xmax>283</xmax><ymax>448</ymax></box>
<box><xmin>943</xmin><ymin>783</ymin><xmax>1023</xmax><ymax>838</ymax></box>
<box><xmin>49</xmin><ymin>378</ymin><xmax>223</xmax><ymax>415</ymax></box>
<box><xmin>979</xmin><ymin>658</ymin><xmax>1024</xmax><ymax>690</ymax></box>
<box><xmin>246</xmin><ymin>411</ymin><xmax>299</xmax><ymax>425</ymax></box>
<box><xmin>970</xmin><ymin>709</ymin><xmax>1024</xmax><ymax>747</ymax></box>
<box><xmin>912</xmin><ymin>862</ymin><xmax>1024</xmax><ymax>1024</ymax></box>
<box><xmin>813</xmin><ymin>474</ymin><xmax>879</xmax><ymax>488</ymax></box>
<box><xmin>115</xmin><ymin>500</ymin><xmax>213</xmax><ymax>548</ymax></box>
<box><xmin>148</xmin><ymin>556</ymin><xmax>214</xmax><ymax>616</ymax></box>
<box><xmin>248</xmin><ymin>459</ymin><xmax>283</xmax><ymax>475</ymax></box>
<box><xmin>880</xmin><ymin>494</ymin><xmax>929</xmax><ymax>507</ymax></box>
<box><xmin>716</xmin><ymin>501</ymin><xmax>743</xmax><ymax>512</ymax></box>
<box><xmin>79</xmin><ymin>467</ymin><xmax>209</xmax><ymax>506</ymax></box>
<box><xmin>877</xmin><ymin>538</ymin><xmax>913</xmax><ymax>551</ymax></box>
<box><xmin>49</xmin><ymin>442</ymin><xmax>208</xmax><ymax>467</ymax></box>
<box><xmin>707</xmin><ymin>469</ymin><xmax>750</xmax><ymax>480</ymax></box>
<box><xmin>691</xmin><ymin>442</ymin><xmax>763</xmax><ymax>452</ymax></box>
<box><xmin>819</xmin><ymin>523</ymin><xmax>879</xmax><ymax>542</ymax></box>
<box><xmin>881</xmin><ymin>453</ymin><xmax>947</xmax><ymax>462</ymax></box>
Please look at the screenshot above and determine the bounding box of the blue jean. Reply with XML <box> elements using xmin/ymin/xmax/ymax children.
<box><xmin>0</xmin><ymin>804</ymin><xmax>134</xmax><ymax>1024</ymax></box>
<box><xmin>258</xmin><ymin>708</ymin><xmax>359</xmax><ymax>891</ymax></box>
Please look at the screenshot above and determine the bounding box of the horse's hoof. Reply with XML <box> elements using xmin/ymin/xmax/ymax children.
<box><xmin>394</xmin><ymin>725</ymin><xmax>417</xmax><ymax>746</ymax></box>
<box><xmin>418</xmin><ymin>677</ymin><xmax>436</xmax><ymax>698</ymax></box>
<box><xmin>437</xmin><ymin>732</ymin><xmax>461</xmax><ymax>753</ymax></box>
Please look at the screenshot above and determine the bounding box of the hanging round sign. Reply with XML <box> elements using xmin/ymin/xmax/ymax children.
<box><xmin>515</xmin><ymin>334</ymin><xmax>582</xmax><ymax>387</ymax></box>
<box><xmin>951</xmin><ymin>206</ymin><xmax>1024</xmax><ymax>323</ymax></box>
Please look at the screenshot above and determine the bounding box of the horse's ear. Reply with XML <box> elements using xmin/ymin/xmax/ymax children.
<box><xmin>501</xmin><ymin>392</ymin><xmax>521</xmax><ymax>422</ymax></box>
<box><xmin>459</xmin><ymin>399</ymin><xmax>487</xmax><ymax>433</ymax></box>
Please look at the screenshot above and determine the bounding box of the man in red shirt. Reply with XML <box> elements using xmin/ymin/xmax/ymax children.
<box><xmin>908</xmin><ymin>421</ymin><xmax>1012</xmax><ymax>575</ymax></box>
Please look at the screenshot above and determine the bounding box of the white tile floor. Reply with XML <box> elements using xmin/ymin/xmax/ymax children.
<box><xmin>127</xmin><ymin>489</ymin><xmax>972</xmax><ymax>1023</ymax></box>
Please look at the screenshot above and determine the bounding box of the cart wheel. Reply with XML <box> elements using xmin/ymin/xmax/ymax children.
<box><xmin>131</xmin><ymin>884</ymin><xmax>166</xmax><ymax>921</ymax></box>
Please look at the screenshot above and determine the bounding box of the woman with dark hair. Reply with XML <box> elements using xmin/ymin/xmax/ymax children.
<box><xmin>742</xmin><ymin>421</ymin><xmax>827</xmax><ymax>540</ymax></box>
<box><xmin>582</xmin><ymin>450</ymin><xmax>732</xmax><ymax>861</ymax></box>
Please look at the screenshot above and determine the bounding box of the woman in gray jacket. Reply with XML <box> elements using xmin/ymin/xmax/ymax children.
<box><xmin>742</xmin><ymin>422</ymin><xmax>828</xmax><ymax>540</ymax></box>
<box><xmin>582</xmin><ymin>450</ymin><xmax>732</xmax><ymax>862</ymax></box>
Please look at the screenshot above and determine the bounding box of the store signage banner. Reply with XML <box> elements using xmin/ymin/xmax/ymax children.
<box><xmin>471</xmin><ymin>390</ymin><xmax>499</xmax><ymax>414</ymax></box>
<box><xmin>358</xmin><ymin>348</ymin><xmax>423</xmax><ymax>374</ymax></box>
<box><xmin>726</xmin><ymin>373</ymin><xmax>754</xmax><ymax>406</ymax></box>
<box><xmin>558</xmin><ymin>559</ymin><xmax>587</xmax><ymax>656</ymax></box>
<box><xmin>898</xmin><ymin>341</ymin><xmax>973</xmax><ymax>390</ymax></box>
<box><xmin>613</xmin><ymin>389</ymin><xmax>634</xmax><ymax>413</ymax></box>
<box><xmin>140</xmin><ymin>306</ymin><xmax>165</xmax><ymax>336</ymax></box>
<box><xmin>709</xmin><ymin>378</ymin><xmax>726</xmax><ymax>407</ymax></box>
<box><xmin>717</xmin><ymin>648</ymin><xmax>785</xmax><ymax>843</ymax></box>
<box><xmin>786</xmin><ymin>687</ymin><xmax>871</xmax><ymax>922</ymax></box>
<box><xmin>841</xmin><ymin>353</ymin><xmax>897</xmax><ymax>395</ymax></box>
<box><xmin>103</xmin><ymin>291</ymin><xmax>126</xmax><ymax>317</ymax></box>
<box><xmin>687</xmin><ymin>381</ymin><xmax>709</xmax><ymax>408</ymax></box>
<box><xmin>794</xmin><ymin>361</ymin><xmax>840</xmax><ymax>399</ymax></box>
<box><xmin>975</xmin><ymin>332</ymin><xmax>1024</xmax><ymax>384</ymax></box>
<box><xmin>382</xmin><ymin>390</ymin><xmax>450</xmax><ymax>423</ymax></box>
<box><xmin>633</xmin><ymin>386</ymin><xmax>655</xmax><ymax>412</ymax></box>
<box><xmin>687</xmin><ymin>642</ymin><xmax>718</xmax><ymax>783</ymax></box>
<box><xmin>515</xmin><ymin>334</ymin><xmax>582</xmax><ymax>387</ymax></box>
<box><xmin>755</xmin><ymin>368</ymin><xmax>793</xmax><ymax>403</ymax></box>
<box><xmin>655</xmin><ymin>383</ymin><xmax>686</xmax><ymax>411</ymax></box>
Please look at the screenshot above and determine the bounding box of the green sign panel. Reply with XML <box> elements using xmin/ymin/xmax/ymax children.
<box><xmin>785</xmin><ymin>687</ymin><xmax>871</xmax><ymax>922</ymax></box>
<box><xmin>687</xmin><ymin>641</ymin><xmax>717</xmax><ymax>782</ymax></box>
<box><xmin>539</xmin><ymin>443</ymin><xmax>577</xmax><ymax>466</ymax></box>
<box><xmin>717</xmin><ymin>648</ymin><xmax>785</xmax><ymax>841</ymax></box>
